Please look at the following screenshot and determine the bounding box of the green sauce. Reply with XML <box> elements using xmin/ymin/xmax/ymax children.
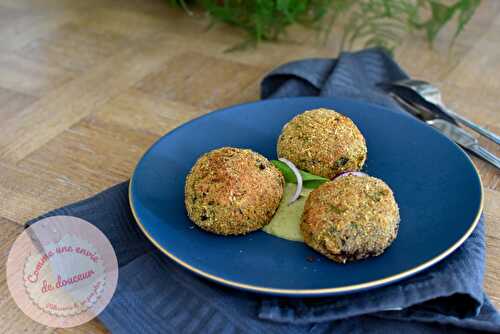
<box><xmin>261</xmin><ymin>184</ymin><xmax>312</xmax><ymax>242</ymax></box>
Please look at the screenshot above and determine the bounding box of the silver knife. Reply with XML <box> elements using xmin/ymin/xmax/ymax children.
<box><xmin>390</xmin><ymin>93</ymin><xmax>500</xmax><ymax>169</ymax></box>
<box><xmin>427</xmin><ymin>119</ymin><xmax>500</xmax><ymax>169</ymax></box>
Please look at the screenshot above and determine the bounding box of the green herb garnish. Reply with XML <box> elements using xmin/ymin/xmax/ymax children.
<box><xmin>271</xmin><ymin>159</ymin><xmax>328</xmax><ymax>189</ymax></box>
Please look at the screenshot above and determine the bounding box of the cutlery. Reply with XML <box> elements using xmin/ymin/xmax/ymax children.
<box><xmin>391</xmin><ymin>93</ymin><xmax>500</xmax><ymax>169</ymax></box>
<box><xmin>390</xmin><ymin>79</ymin><xmax>500</xmax><ymax>145</ymax></box>
<box><xmin>428</xmin><ymin>119</ymin><xmax>500</xmax><ymax>169</ymax></box>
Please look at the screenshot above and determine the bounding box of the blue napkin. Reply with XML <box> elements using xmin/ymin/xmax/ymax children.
<box><xmin>28</xmin><ymin>48</ymin><xmax>500</xmax><ymax>333</ymax></box>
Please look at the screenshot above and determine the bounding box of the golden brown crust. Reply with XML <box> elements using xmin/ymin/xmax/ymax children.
<box><xmin>185</xmin><ymin>147</ymin><xmax>285</xmax><ymax>235</ymax></box>
<box><xmin>301</xmin><ymin>175</ymin><xmax>399</xmax><ymax>263</ymax></box>
<box><xmin>277</xmin><ymin>108</ymin><xmax>367</xmax><ymax>179</ymax></box>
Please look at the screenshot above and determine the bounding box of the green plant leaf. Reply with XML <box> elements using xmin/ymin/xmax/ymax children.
<box><xmin>168</xmin><ymin>0</ymin><xmax>482</xmax><ymax>52</ymax></box>
<box><xmin>425</xmin><ymin>1</ymin><xmax>455</xmax><ymax>42</ymax></box>
<box><xmin>452</xmin><ymin>0</ymin><xmax>481</xmax><ymax>44</ymax></box>
<box><xmin>271</xmin><ymin>160</ymin><xmax>329</xmax><ymax>189</ymax></box>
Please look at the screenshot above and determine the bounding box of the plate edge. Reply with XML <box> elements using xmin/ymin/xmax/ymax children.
<box><xmin>128</xmin><ymin>97</ymin><xmax>484</xmax><ymax>297</ymax></box>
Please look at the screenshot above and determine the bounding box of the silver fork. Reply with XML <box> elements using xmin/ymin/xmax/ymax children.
<box><xmin>391</xmin><ymin>79</ymin><xmax>500</xmax><ymax>145</ymax></box>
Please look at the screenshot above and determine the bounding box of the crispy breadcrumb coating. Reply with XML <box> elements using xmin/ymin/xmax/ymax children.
<box><xmin>277</xmin><ymin>108</ymin><xmax>367</xmax><ymax>179</ymax></box>
<box><xmin>301</xmin><ymin>175</ymin><xmax>399</xmax><ymax>263</ymax></box>
<box><xmin>185</xmin><ymin>147</ymin><xmax>284</xmax><ymax>235</ymax></box>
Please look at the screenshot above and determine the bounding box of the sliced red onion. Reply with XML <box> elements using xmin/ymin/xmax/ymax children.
<box><xmin>335</xmin><ymin>171</ymin><xmax>368</xmax><ymax>179</ymax></box>
<box><xmin>278</xmin><ymin>158</ymin><xmax>303</xmax><ymax>205</ymax></box>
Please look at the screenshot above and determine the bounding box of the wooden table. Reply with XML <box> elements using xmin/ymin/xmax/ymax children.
<box><xmin>0</xmin><ymin>1</ymin><xmax>498</xmax><ymax>332</ymax></box>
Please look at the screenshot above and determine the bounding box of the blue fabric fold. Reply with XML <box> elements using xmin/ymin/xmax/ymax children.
<box><xmin>27</xmin><ymin>48</ymin><xmax>500</xmax><ymax>333</ymax></box>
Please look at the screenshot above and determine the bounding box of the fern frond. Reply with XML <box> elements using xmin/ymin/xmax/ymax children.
<box><xmin>166</xmin><ymin>0</ymin><xmax>482</xmax><ymax>51</ymax></box>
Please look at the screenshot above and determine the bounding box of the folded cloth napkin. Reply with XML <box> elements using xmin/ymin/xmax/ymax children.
<box><xmin>27</xmin><ymin>48</ymin><xmax>500</xmax><ymax>333</ymax></box>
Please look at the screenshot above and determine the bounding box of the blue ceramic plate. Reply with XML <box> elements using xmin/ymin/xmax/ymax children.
<box><xmin>129</xmin><ymin>97</ymin><xmax>482</xmax><ymax>297</ymax></box>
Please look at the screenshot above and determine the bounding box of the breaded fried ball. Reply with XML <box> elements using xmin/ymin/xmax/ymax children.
<box><xmin>185</xmin><ymin>147</ymin><xmax>284</xmax><ymax>235</ymax></box>
<box><xmin>301</xmin><ymin>175</ymin><xmax>399</xmax><ymax>263</ymax></box>
<box><xmin>277</xmin><ymin>108</ymin><xmax>367</xmax><ymax>179</ymax></box>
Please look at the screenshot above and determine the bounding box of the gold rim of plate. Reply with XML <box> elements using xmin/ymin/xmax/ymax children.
<box><xmin>128</xmin><ymin>144</ymin><xmax>483</xmax><ymax>296</ymax></box>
